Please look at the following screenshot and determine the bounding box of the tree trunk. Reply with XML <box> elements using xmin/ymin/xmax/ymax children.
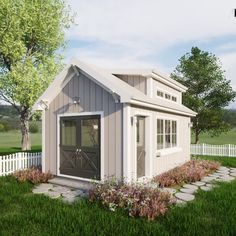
<box><xmin>195</xmin><ymin>129</ymin><xmax>199</xmax><ymax>144</ymax></box>
<box><xmin>20</xmin><ymin>110</ymin><xmax>31</xmax><ymax>151</ymax></box>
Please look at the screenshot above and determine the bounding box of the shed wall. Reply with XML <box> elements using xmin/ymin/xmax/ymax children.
<box><xmin>115</xmin><ymin>74</ymin><xmax>147</xmax><ymax>94</ymax></box>
<box><xmin>45</xmin><ymin>71</ymin><xmax>123</xmax><ymax>179</ymax></box>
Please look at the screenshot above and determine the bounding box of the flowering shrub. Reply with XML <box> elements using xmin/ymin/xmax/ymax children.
<box><xmin>13</xmin><ymin>167</ymin><xmax>53</xmax><ymax>184</ymax></box>
<box><xmin>89</xmin><ymin>182</ymin><xmax>175</xmax><ymax>220</ymax></box>
<box><xmin>153</xmin><ymin>160</ymin><xmax>220</xmax><ymax>187</ymax></box>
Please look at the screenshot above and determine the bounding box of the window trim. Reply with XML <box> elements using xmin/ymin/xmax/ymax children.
<box><xmin>156</xmin><ymin>116</ymin><xmax>178</xmax><ymax>152</ymax></box>
<box><xmin>156</xmin><ymin>88</ymin><xmax>178</xmax><ymax>103</ymax></box>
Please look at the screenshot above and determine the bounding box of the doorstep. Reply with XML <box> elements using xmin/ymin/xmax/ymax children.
<box><xmin>48</xmin><ymin>176</ymin><xmax>95</xmax><ymax>191</ymax></box>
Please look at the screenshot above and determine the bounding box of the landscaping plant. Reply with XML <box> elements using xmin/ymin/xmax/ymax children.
<box><xmin>153</xmin><ymin>159</ymin><xmax>220</xmax><ymax>187</ymax></box>
<box><xmin>13</xmin><ymin>167</ymin><xmax>53</xmax><ymax>184</ymax></box>
<box><xmin>89</xmin><ymin>182</ymin><xmax>176</xmax><ymax>220</ymax></box>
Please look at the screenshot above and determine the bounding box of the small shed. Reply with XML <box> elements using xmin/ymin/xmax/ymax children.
<box><xmin>33</xmin><ymin>58</ymin><xmax>196</xmax><ymax>182</ymax></box>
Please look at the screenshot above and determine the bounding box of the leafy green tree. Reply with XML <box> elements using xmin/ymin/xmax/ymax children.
<box><xmin>171</xmin><ymin>47</ymin><xmax>236</xmax><ymax>143</ymax></box>
<box><xmin>0</xmin><ymin>0</ymin><xmax>74</xmax><ymax>150</ymax></box>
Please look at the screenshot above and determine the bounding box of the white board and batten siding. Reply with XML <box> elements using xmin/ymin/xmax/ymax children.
<box><xmin>0</xmin><ymin>152</ymin><xmax>41</xmax><ymax>176</ymax></box>
<box><xmin>45</xmin><ymin>71</ymin><xmax>123</xmax><ymax>180</ymax></box>
<box><xmin>191</xmin><ymin>143</ymin><xmax>236</xmax><ymax>157</ymax></box>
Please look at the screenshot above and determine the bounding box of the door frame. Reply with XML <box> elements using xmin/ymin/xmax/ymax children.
<box><xmin>57</xmin><ymin>111</ymin><xmax>104</xmax><ymax>182</ymax></box>
<box><xmin>134</xmin><ymin>110</ymin><xmax>153</xmax><ymax>181</ymax></box>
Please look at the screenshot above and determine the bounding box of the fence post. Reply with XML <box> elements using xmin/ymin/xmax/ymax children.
<box><xmin>228</xmin><ymin>144</ymin><xmax>231</xmax><ymax>157</ymax></box>
<box><xmin>202</xmin><ymin>143</ymin><xmax>205</xmax><ymax>155</ymax></box>
<box><xmin>18</xmin><ymin>152</ymin><xmax>22</xmax><ymax>170</ymax></box>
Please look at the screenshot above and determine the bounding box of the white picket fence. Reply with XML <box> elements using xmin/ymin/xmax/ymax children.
<box><xmin>0</xmin><ymin>152</ymin><xmax>42</xmax><ymax>176</ymax></box>
<box><xmin>191</xmin><ymin>143</ymin><xmax>236</xmax><ymax>157</ymax></box>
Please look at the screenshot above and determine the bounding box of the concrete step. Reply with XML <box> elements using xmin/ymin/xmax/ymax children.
<box><xmin>48</xmin><ymin>176</ymin><xmax>95</xmax><ymax>192</ymax></box>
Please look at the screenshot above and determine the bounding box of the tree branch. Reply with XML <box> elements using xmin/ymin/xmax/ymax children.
<box><xmin>0</xmin><ymin>91</ymin><xmax>20</xmax><ymax>113</ymax></box>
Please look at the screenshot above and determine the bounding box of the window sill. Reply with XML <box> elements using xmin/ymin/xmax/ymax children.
<box><xmin>156</xmin><ymin>147</ymin><xmax>182</xmax><ymax>157</ymax></box>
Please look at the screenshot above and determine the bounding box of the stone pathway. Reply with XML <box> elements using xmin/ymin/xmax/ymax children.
<box><xmin>173</xmin><ymin>166</ymin><xmax>236</xmax><ymax>205</ymax></box>
<box><xmin>32</xmin><ymin>183</ymin><xmax>88</xmax><ymax>203</ymax></box>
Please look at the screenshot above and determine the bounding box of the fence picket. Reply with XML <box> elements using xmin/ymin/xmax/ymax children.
<box><xmin>0</xmin><ymin>152</ymin><xmax>42</xmax><ymax>176</ymax></box>
<box><xmin>191</xmin><ymin>143</ymin><xmax>236</xmax><ymax>157</ymax></box>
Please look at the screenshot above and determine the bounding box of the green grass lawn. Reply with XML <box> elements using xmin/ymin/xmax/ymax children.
<box><xmin>0</xmin><ymin>156</ymin><xmax>235</xmax><ymax>236</ymax></box>
<box><xmin>0</xmin><ymin>130</ymin><xmax>41</xmax><ymax>154</ymax></box>
<box><xmin>191</xmin><ymin>128</ymin><xmax>236</xmax><ymax>145</ymax></box>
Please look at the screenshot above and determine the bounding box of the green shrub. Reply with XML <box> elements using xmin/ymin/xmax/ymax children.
<box><xmin>29</xmin><ymin>122</ymin><xmax>39</xmax><ymax>133</ymax></box>
<box><xmin>0</xmin><ymin>121</ymin><xmax>10</xmax><ymax>131</ymax></box>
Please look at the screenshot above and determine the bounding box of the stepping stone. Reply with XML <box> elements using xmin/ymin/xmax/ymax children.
<box><xmin>35</xmin><ymin>183</ymin><xmax>53</xmax><ymax>190</ymax></box>
<box><xmin>200</xmin><ymin>186</ymin><xmax>212</xmax><ymax>191</ymax></box>
<box><xmin>217</xmin><ymin>176</ymin><xmax>235</xmax><ymax>182</ymax></box>
<box><xmin>230</xmin><ymin>169</ymin><xmax>236</xmax><ymax>173</ymax></box>
<box><xmin>208</xmin><ymin>174</ymin><xmax>219</xmax><ymax>178</ymax></box>
<box><xmin>32</xmin><ymin>188</ymin><xmax>49</xmax><ymax>194</ymax></box>
<box><xmin>182</xmin><ymin>184</ymin><xmax>198</xmax><ymax>190</ymax></box>
<box><xmin>175</xmin><ymin>193</ymin><xmax>195</xmax><ymax>202</ymax></box>
<box><xmin>230</xmin><ymin>173</ymin><xmax>236</xmax><ymax>177</ymax></box>
<box><xmin>191</xmin><ymin>181</ymin><xmax>206</xmax><ymax>187</ymax></box>
<box><xmin>52</xmin><ymin>186</ymin><xmax>71</xmax><ymax>193</ymax></box>
<box><xmin>70</xmin><ymin>189</ymin><xmax>84</xmax><ymax>196</ymax></box>
<box><xmin>230</xmin><ymin>168</ymin><xmax>236</xmax><ymax>171</ymax></box>
<box><xmin>45</xmin><ymin>191</ymin><xmax>61</xmax><ymax>199</ymax></box>
<box><xmin>161</xmin><ymin>188</ymin><xmax>177</xmax><ymax>195</ymax></box>
<box><xmin>201</xmin><ymin>176</ymin><xmax>216</xmax><ymax>183</ymax></box>
<box><xmin>206</xmin><ymin>183</ymin><xmax>215</xmax><ymax>188</ymax></box>
<box><xmin>216</xmin><ymin>170</ymin><xmax>229</xmax><ymax>174</ymax></box>
<box><xmin>218</xmin><ymin>166</ymin><xmax>229</xmax><ymax>171</ymax></box>
<box><xmin>180</xmin><ymin>188</ymin><xmax>196</xmax><ymax>194</ymax></box>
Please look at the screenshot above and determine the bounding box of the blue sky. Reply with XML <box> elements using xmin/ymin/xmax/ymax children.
<box><xmin>64</xmin><ymin>0</ymin><xmax>236</xmax><ymax>108</ymax></box>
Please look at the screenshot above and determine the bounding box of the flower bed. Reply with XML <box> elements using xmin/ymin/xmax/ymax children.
<box><xmin>89</xmin><ymin>182</ymin><xmax>175</xmax><ymax>220</ymax></box>
<box><xmin>153</xmin><ymin>160</ymin><xmax>220</xmax><ymax>187</ymax></box>
<box><xmin>13</xmin><ymin>167</ymin><xmax>53</xmax><ymax>184</ymax></box>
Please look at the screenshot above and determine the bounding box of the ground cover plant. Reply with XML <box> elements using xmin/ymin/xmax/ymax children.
<box><xmin>153</xmin><ymin>159</ymin><xmax>220</xmax><ymax>187</ymax></box>
<box><xmin>89</xmin><ymin>182</ymin><xmax>175</xmax><ymax>220</ymax></box>
<box><xmin>13</xmin><ymin>167</ymin><xmax>53</xmax><ymax>184</ymax></box>
<box><xmin>0</xmin><ymin>166</ymin><xmax>235</xmax><ymax>235</ymax></box>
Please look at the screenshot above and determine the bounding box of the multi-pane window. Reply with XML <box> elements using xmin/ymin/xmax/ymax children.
<box><xmin>172</xmin><ymin>96</ymin><xmax>177</xmax><ymax>102</ymax></box>
<box><xmin>156</xmin><ymin>89</ymin><xmax>178</xmax><ymax>102</ymax></box>
<box><xmin>165</xmin><ymin>93</ymin><xmax>171</xmax><ymax>100</ymax></box>
<box><xmin>157</xmin><ymin>119</ymin><xmax>164</xmax><ymax>150</ymax></box>
<box><xmin>157</xmin><ymin>119</ymin><xmax>177</xmax><ymax>150</ymax></box>
<box><xmin>157</xmin><ymin>90</ymin><xmax>164</xmax><ymax>97</ymax></box>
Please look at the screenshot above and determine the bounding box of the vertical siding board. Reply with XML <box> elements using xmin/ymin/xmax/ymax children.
<box><xmin>73</xmin><ymin>76</ymin><xmax>80</xmax><ymax>113</ymax></box>
<box><xmin>84</xmin><ymin>75</ymin><xmax>90</xmax><ymax>111</ymax></box>
<box><xmin>79</xmin><ymin>75</ymin><xmax>84</xmax><ymax>112</ymax></box>
<box><xmin>115</xmin><ymin>103</ymin><xmax>122</xmax><ymax>179</ymax></box>
<box><xmin>102</xmin><ymin>90</ymin><xmax>109</xmax><ymax>178</ymax></box>
<box><xmin>95</xmin><ymin>84</ymin><xmax>103</xmax><ymax>111</ymax></box>
<box><xmin>45</xmin><ymin>110</ymin><xmax>50</xmax><ymax>172</ymax></box>
<box><xmin>108</xmin><ymin>95</ymin><xmax>116</xmax><ymax>177</ymax></box>
<box><xmin>49</xmin><ymin>100</ymin><xmax>56</xmax><ymax>174</ymax></box>
<box><xmin>62</xmin><ymin>82</ymin><xmax>69</xmax><ymax>113</ymax></box>
<box><xmin>68</xmin><ymin>76</ymin><xmax>74</xmax><ymax>113</ymax></box>
<box><xmin>90</xmin><ymin>79</ymin><xmax>96</xmax><ymax>111</ymax></box>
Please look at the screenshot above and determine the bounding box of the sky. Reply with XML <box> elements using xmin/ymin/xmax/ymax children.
<box><xmin>64</xmin><ymin>0</ymin><xmax>236</xmax><ymax>108</ymax></box>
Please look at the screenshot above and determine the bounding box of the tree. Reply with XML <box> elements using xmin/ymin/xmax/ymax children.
<box><xmin>0</xmin><ymin>0</ymin><xmax>74</xmax><ymax>150</ymax></box>
<box><xmin>171</xmin><ymin>47</ymin><xmax>236</xmax><ymax>143</ymax></box>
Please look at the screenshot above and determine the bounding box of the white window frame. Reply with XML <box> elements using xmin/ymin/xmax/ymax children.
<box><xmin>156</xmin><ymin>115</ymin><xmax>181</xmax><ymax>156</ymax></box>
<box><xmin>155</xmin><ymin>87</ymin><xmax>178</xmax><ymax>103</ymax></box>
<box><xmin>57</xmin><ymin>111</ymin><xmax>104</xmax><ymax>183</ymax></box>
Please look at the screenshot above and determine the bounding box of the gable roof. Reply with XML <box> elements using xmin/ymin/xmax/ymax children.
<box><xmin>33</xmin><ymin>58</ymin><xmax>196</xmax><ymax>117</ymax></box>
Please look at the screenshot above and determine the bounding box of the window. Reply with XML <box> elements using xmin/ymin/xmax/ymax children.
<box><xmin>157</xmin><ymin>119</ymin><xmax>177</xmax><ymax>150</ymax></box>
<box><xmin>156</xmin><ymin>89</ymin><xmax>177</xmax><ymax>102</ymax></box>
<box><xmin>172</xmin><ymin>96</ymin><xmax>177</xmax><ymax>102</ymax></box>
<box><xmin>157</xmin><ymin>90</ymin><xmax>164</xmax><ymax>97</ymax></box>
<box><xmin>165</xmin><ymin>93</ymin><xmax>171</xmax><ymax>100</ymax></box>
<box><xmin>157</xmin><ymin>119</ymin><xmax>164</xmax><ymax>150</ymax></box>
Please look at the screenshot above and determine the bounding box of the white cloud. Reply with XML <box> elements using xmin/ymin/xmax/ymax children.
<box><xmin>66</xmin><ymin>0</ymin><xmax>236</xmax><ymax>52</ymax></box>
<box><xmin>64</xmin><ymin>0</ymin><xmax>236</xmax><ymax>108</ymax></box>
